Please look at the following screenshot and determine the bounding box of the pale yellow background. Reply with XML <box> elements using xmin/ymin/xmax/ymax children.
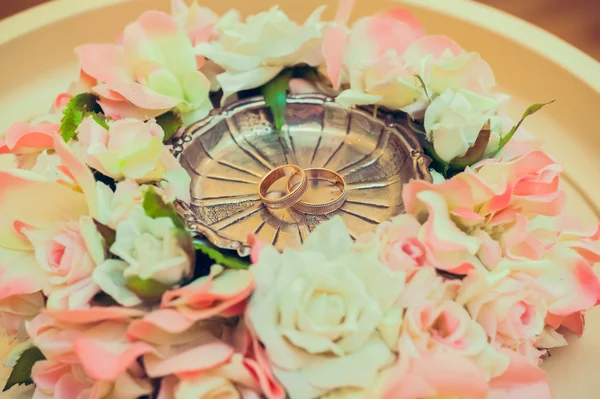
<box><xmin>0</xmin><ymin>0</ymin><xmax>599</xmax><ymax>398</ymax></box>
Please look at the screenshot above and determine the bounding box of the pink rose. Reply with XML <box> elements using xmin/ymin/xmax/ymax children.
<box><xmin>28</xmin><ymin>307</ymin><xmax>153</xmax><ymax>382</ymax></box>
<box><xmin>126</xmin><ymin>265</ymin><xmax>254</xmax><ymax>337</ymax></box>
<box><xmin>127</xmin><ymin>307</ymin><xmax>282</xmax><ymax>399</ymax></box>
<box><xmin>23</xmin><ymin>216</ymin><xmax>105</xmax><ymax>309</ymax></box>
<box><xmin>541</xmin><ymin>243</ymin><xmax>600</xmax><ymax>332</ymax></box>
<box><xmin>161</xmin><ymin>265</ymin><xmax>255</xmax><ymax>326</ymax></box>
<box><xmin>402</xmin><ymin>150</ymin><xmax>566</xmax><ymax>272</ymax></box>
<box><xmin>0</xmin><ymin>122</ymin><xmax>57</xmax><ymax>169</ymax></box>
<box><xmin>32</xmin><ymin>360</ymin><xmax>151</xmax><ymax>399</ymax></box>
<box><xmin>0</xmin><ymin>133</ymin><xmax>99</xmax><ymax>324</ymax></box>
<box><xmin>355</xmin><ymin>214</ymin><xmax>428</xmax><ymax>276</ymax></box>
<box><xmin>457</xmin><ymin>268</ymin><xmax>550</xmax><ymax>364</ymax></box>
<box><xmin>152</xmin><ymin>345</ymin><xmax>282</xmax><ymax>399</ymax></box>
<box><xmin>488</xmin><ymin>349</ymin><xmax>551</xmax><ymax>399</ymax></box>
<box><xmin>76</xmin><ymin>11</ymin><xmax>212</xmax><ymax>123</ymax></box>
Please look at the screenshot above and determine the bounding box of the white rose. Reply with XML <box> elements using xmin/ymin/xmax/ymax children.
<box><xmin>195</xmin><ymin>6</ymin><xmax>326</xmax><ymax>98</ymax></box>
<box><xmin>424</xmin><ymin>89</ymin><xmax>510</xmax><ymax>163</ymax></box>
<box><xmin>93</xmin><ymin>206</ymin><xmax>192</xmax><ymax>306</ymax></box>
<box><xmin>246</xmin><ymin>216</ymin><xmax>404</xmax><ymax>399</ymax></box>
<box><xmin>336</xmin><ymin>50</ymin><xmax>422</xmax><ymax>110</ymax></box>
<box><xmin>403</xmin><ymin>35</ymin><xmax>496</xmax><ymax>96</ymax></box>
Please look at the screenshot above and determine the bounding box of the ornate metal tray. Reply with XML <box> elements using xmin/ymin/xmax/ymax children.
<box><xmin>171</xmin><ymin>94</ymin><xmax>431</xmax><ymax>255</ymax></box>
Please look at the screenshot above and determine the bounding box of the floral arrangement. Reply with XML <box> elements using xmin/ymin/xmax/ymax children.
<box><xmin>1</xmin><ymin>1</ymin><xmax>599</xmax><ymax>398</ymax></box>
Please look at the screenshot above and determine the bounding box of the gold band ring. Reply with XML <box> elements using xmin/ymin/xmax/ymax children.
<box><xmin>286</xmin><ymin>168</ymin><xmax>347</xmax><ymax>215</ymax></box>
<box><xmin>258</xmin><ymin>164</ymin><xmax>307</xmax><ymax>210</ymax></box>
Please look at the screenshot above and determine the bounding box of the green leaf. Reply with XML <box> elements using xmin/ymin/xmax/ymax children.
<box><xmin>3</xmin><ymin>347</ymin><xmax>45</xmax><ymax>392</ymax></box>
<box><xmin>60</xmin><ymin>93</ymin><xmax>104</xmax><ymax>142</ymax></box>
<box><xmin>262</xmin><ymin>69</ymin><xmax>293</xmax><ymax>131</ymax></box>
<box><xmin>91</xmin><ymin>112</ymin><xmax>110</xmax><ymax>130</ymax></box>
<box><xmin>448</xmin><ymin>120</ymin><xmax>491</xmax><ymax>171</ymax></box>
<box><xmin>155</xmin><ymin>111</ymin><xmax>183</xmax><ymax>143</ymax></box>
<box><xmin>126</xmin><ymin>276</ymin><xmax>171</xmax><ymax>302</ymax></box>
<box><xmin>142</xmin><ymin>187</ymin><xmax>185</xmax><ymax>229</ymax></box>
<box><xmin>415</xmin><ymin>74</ymin><xmax>431</xmax><ymax>102</ymax></box>
<box><xmin>193</xmin><ymin>239</ymin><xmax>250</xmax><ymax>270</ymax></box>
<box><xmin>497</xmin><ymin>100</ymin><xmax>555</xmax><ymax>152</ymax></box>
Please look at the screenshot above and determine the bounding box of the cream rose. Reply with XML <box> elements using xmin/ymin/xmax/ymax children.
<box><xmin>403</xmin><ymin>35</ymin><xmax>496</xmax><ymax>96</ymax></box>
<box><xmin>424</xmin><ymin>89</ymin><xmax>509</xmax><ymax>163</ymax></box>
<box><xmin>77</xmin><ymin>117</ymin><xmax>191</xmax><ymax>201</ymax></box>
<box><xmin>246</xmin><ymin>216</ymin><xmax>404</xmax><ymax>399</ymax></box>
<box><xmin>95</xmin><ymin>180</ymin><xmax>179</xmax><ymax>230</ymax></box>
<box><xmin>23</xmin><ymin>216</ymin><xmax>105</xmax><ymax>309</ymax></box>
<box><xmin>93</xmin><ymin>206</ymin><xmax>193</xmax><ymax>306</ymax></box>
<box><xmin>195</xmin><ymin>6</ymin><xmax>326</xmax><ymax>98</ymax></box>
<box><xmin>336</xmin><ymin>50</ymin><xmax>422</xmax><ymax>110</ymax></box>
<box><xmin>171</xmin><ymin>0</ymin><xmax>219</xmax><ymax>45</ymax></box>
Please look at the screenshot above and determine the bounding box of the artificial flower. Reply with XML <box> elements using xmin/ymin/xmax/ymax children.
<box><xmin>93</xmin><ymin>206</ymin><xmax>193</xmax><ymax>306</ymax></box>
<box><xmin>335</xmin><ymin>50</ymin><xmax>423</xmax><ymax>110</ymax></box>
<box><xmin>0</xmin><ymin>293</ymin><xmax>45</xmax><ymax>336</ymax></box>
<box><xmin>0</xmin><ymin>131</ymin><xmax>100</xmax><ymax>328</ymax></box>
<box><xmin>27</xmin><ymin>307</ymin><xmax>152</xmax><ymax>375</ymax></box>
<box><xmin>77</xmin><ymin>116</ymin><xmax>191</xmax><ymax>202</ymax></box>
<box><xmin>374</xmin><ymin>268</ymin><xmax>508</xmax><ymax>399</ymax></box>
<box><xmin>326</xmin><ymin>8</ymin><xmax>425</xmax><ymax>109</ymax></box>
<box><xmin>170</xmin><ymin>0</ymin><xmax>223</xmax><ymax>91</ymax></box>
<box><xmin>457</xmin><ymin>268</ymin><xmax>550</xmax><ymax>364</ymax></box>
<box><xmin>402</xmin><ymin>150</ymin><xmax>567</xmax><ymax>272</ymax></box>
<box><xmin>354</xmin><ymin>214</ymin><xmax>428</xmax><ymax>277</ymax></box>
<box><xmin>28</xmin><ymin>307</ymin><xmax>153</xmax><ymax>398</ymax></box>
<box><xmin>127</xmin><ymin>303</ymin><xmax>282</xmax><ymax>399</ymax></box>
<box><xmin>195</xmin><ymin>6</ymin><xmax>327</xmax><ymax>98</ymax></box>
<box><xmin>160</xmin><ymin>264</ymin><xmax>254</xmax><ymax>326</ymax></box>
<box><xmin>32</xmin><ymin>360</ymin><xmax>151</xmax><ymax>399</ymax></box>
<box><xmin>76</xmin><ymin>11</ymin><xmax>213</xmax><ymax>123</ymax></box>
<box><xmin>423</xmin><ymin>89</ymin><xmax>510</xmax><ymax>163</ymax></box>
<box><xmin>0</xmin><ymin>122</ymin><xmax>58</xmax><ymax>170</ymax></box>
<box><xmin>246</xmin><ymin>216</ymin><xmax>403</xmax><ymax>399</ymax></box>
<box><xmin>403</xmin><ymin>35</ymin><xmax>496</xmax><ymax>96</ymax></box>
<box><xmin>170</xmin><ymin>0</ymin><xmax>219</xmax><ymax>46</ymax></box>
<box><xmin>23</xmin><ymin>216</ymin><xmax>105</xmax><ymax>309</ymax></box>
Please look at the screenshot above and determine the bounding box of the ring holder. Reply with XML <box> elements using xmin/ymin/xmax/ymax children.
<box><xmin>171</xmin><ymin>94</ymin><xmax>432</xmax><ymax>255</ymax></box>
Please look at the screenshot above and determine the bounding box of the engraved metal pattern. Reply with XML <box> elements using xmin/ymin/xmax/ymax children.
<box><xmin>173</xmin><ymin>94</ymin><xmax>432</xmax><ymax>255</ymax></box>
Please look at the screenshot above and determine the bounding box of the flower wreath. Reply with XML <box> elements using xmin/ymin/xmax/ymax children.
<box><xmin>1</xmin><ymin>1</ymin><xmax>599</xmax><ymax>399</ymax></box>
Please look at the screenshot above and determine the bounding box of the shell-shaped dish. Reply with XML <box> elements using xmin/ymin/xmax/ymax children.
<box><xmin>172</xmin><ymin>94</ymin><xmax>431</xmax><ymax>255</ymax></box>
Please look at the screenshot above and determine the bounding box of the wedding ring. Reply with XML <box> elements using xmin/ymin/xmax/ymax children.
<box><xmin>258</xmin><ymin>164</ymin><xmax>308</xmax><ymax>210</ymax></box>
<box><xmin>286</xmin><ymin>168</ymin><xmax>347</xmax><ymax>215</ymax></box>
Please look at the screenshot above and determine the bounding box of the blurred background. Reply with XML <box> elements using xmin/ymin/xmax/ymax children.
<box><xmin>1</xmin><ymin>0</ymin><xmax>599</xmax><ymax>60</ymax></box>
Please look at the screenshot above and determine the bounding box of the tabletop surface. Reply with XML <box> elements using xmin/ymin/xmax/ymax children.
<box><xmin>1</xmin><ymin>0</ymin><xmax>599</xmax><ymax>60</ymax></box>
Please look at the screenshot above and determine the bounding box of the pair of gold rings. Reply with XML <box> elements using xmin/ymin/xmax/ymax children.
<box><xmin>258</xmin><ymin>164</ymin><xmax>347</xmax><ymax>215</ymax></box>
